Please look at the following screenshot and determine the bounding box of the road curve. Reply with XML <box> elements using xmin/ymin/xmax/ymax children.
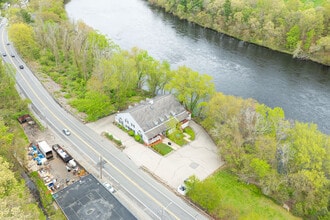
<box><xmin>0</xmin><ymin>18</ymin><xmax>209</xmax><ymax>220</ymax></box>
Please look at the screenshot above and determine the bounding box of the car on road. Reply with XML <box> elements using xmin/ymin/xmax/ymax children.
<box><xmin>6</xmin><ymin>42</ymin><xmax>10</xmax><ymax>45</ymax></box>
<box><xmin>103</xmin><ymin>182</ymin><xmax>115</xmax><ymax>193</ymax></box>
<box><xmin>19</xmin><ymin>65</ymin><xmax>24</xmax><ymax>69</ymax></box>
<box><xmin>2</xmin><ymin>52</ymin><xmax>6</xmax><ymax>57</ymax></box>
<box><xmin>11</xmin><ymin>54</ymin><xmax>15</xmax><ymax>57</ymax></box>
<box><xmin>62</xmin><ymin>128</ymin><xmax>71</xmax><ymax>136</ymax></box>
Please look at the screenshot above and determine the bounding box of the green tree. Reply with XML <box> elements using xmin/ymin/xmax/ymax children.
<box><xmin>166</xmin><ymin>66</ymin><xmax>215</xmax><ymax>116</ymax></box>
<box><xmin>0</xmin><ymin>156</ymin><xmax>16</xmax><ymax>197</ymax></box>
<box><xmin>288</xmin><ymin>170</ymin><xmax>329</xmax><ymax>217</ymax></box>
<box><xmin>0</xmin><ymin>154</ymin><xmax>42</xmax><ymax>219</ymax></box>
<box><xmin>287</xmin><ymin>122</ymin><xmax>326</xmax><ymax>172</ymax></box>
<box><xmin>70</xmin><ymin>91</ymin><xmax>114</xmax><ymax>121</ymax></box>
<box><xmin>94</xmin><ymin>51</ymin><xmax>138</xmax><ymax>108</ymax></box>
<box><xmin>20</xmin><ymin>9</ymin><xmax>33</xmax><ymax>23</ymax></box>
<box><xmin>250</xmin><ymin>158</ymin><xmax>271</xmax><ymax>179</ymax></box>
<box><xmin>146</xmin><ymin>60</ymin><xmax>172</xmax><ymax>95</ymax></box>
<box><xmin>201</xmin><ymin>92</ymin><xmax>245</xmax><ymax>130</ymax></box>
<box><xmin>223</xmin><ymin>0</ymin><xmax>232</xmax><ymax>21</ymax></box>
<box><xmin>187</xmin><ymin>176</ymin><xmax>222</xmax><ymax>213</ymax></box>
<box><xmin>255</xmin><ymin>104</ymin><xmax>285</xmax><ymax>136</ymax></box>
<box><xmin>286</xmin><ymin>25</ymin><xmax>301</xmax><ymax>50</ymax></box>
<box><xmin>131</xmin><ymin>48</ymin><xmax>150</xmax><ymax>89</ymax></box>
<box><xmin>8</xmin><ymin>23</ymin><xmax>40</xmax><ymax>59</ymax></box>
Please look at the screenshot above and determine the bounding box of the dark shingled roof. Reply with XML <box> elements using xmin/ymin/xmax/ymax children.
<box><xmin>54</xmin><ymin>174</ymin><xmax>136</xmax><ymax>220</ymax></box>
<box><xmin>123</xmin><ymin>94</ymin><xmax>189</xmax><ymax>139</ymax></box>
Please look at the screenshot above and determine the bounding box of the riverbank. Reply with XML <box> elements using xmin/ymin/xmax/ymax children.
<box><xmin>147</xmin><ymin>0</ymin><xmax>330</xmax><ymax>66</ymax></box>
<box><xmin>66</xmin><ymin>0</ymin><xmax>330</xmax><ymax>135</ymax></box>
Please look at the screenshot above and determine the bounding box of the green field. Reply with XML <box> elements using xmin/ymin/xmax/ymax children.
<box><xmin>188</xmin><ymin>170</ymin><xmax>301</xmax><ymax>220</ymax></box>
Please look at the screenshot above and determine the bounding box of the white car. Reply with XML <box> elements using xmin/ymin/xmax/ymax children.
<box><xmin>103</xmin><ymin>182</ymin><xmax>115</xmax><ymax>193</ymax></box>
<box><xmin>62</xmin><ymin>128</ymin><xmax>71</xmax><ymax>136</ymax></box>
<box><xmin>177</xmin><ymin>184</ymin><xmax>187</xmax><ymax>195</ymax></box>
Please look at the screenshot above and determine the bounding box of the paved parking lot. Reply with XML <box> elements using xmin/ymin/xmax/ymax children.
<box><xmin>87</xmin><ymin>115</ymin><xmax>224</xmax><ymax>188</ymax></box>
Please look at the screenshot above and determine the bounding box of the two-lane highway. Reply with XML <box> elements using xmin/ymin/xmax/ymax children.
<box><xmin>0</xmin><ymin>19</ymin><xmax>209</xmax><ymax>220</ymax></box>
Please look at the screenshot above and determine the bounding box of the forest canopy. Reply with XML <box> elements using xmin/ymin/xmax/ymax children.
<box><xmin>148</xmin><ymin>0</ymin><xmax>330</xmax><ymax>65</ymax></box>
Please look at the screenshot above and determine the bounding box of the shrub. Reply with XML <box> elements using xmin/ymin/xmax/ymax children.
<box><xmin>184</xmin><ymin>126</ymin><xmax>195</xmax><ymax>140</ymax></box>
<box><xmin>105</xmin><ymin>133</ymin><xmax>113</xmax><ymax>140</ymax></box>
<box><xmin>116</xmin><ymin>123</ymin><xmax>126</xmax><ymax>131</ymax></box>
<box><xmin>128</xmin><ymin>130</ymin><xmax>135</xmax><ymax>136</ymax></box>
<box><xmin>134</xmin><ymin>134</ymin><xmax>142</xmax><ymax>142</ymax></box>
<box><xmin>70</xmin><ymin>91</ymin><xmax>115</xmax><ymax>122</ymax></box>
<box><xmin>105</xmin><ymin>132</ymin><xmax>122</xmax><ymax>146</ymax></box>
<box><xmin>30</xmin><ymin>171</ymin><xmax>55</xmax><ymax>215</ymax></box>
<box><xmin>114</xmin><ymin>139</ymin><xmax>122</xmax><ymax>146</ymax></box>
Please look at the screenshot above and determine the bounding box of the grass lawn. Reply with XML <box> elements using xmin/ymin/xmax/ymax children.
<box><xmin>167</xmin><ymin>129</ymin><xmax>187</xmax><ymax>146</ymax></box>
<box><xmin>188</xmin><ymin>170</ymin><xmax>301</xmax><ymax>220</ymax></box>
<box><xmin>153</xmin><ymin>143</ymin><xmax>173</xmax><ymax>155</ymax></box>
<box><xmin>183</xmin><ymin>126</ymin><xmax>195</xmax><ymax>140</ymax></box>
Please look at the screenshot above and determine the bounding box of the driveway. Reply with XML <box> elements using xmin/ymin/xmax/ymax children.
<box><xmin>86</xmin><ymin>115</ymin><xmax>224</xmax><ymax>188</ymax></box>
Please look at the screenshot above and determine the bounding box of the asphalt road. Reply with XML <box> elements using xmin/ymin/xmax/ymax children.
<box><xmin>0</xmin><ymin>18</ymin><xmax>209</xmax><ymax>220</ymax></box>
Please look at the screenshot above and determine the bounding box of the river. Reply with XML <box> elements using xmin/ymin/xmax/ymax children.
<box><xmin>65</xmin><ymin>0</ymin><xmax>330</xmax><ymax>134</ymax></box>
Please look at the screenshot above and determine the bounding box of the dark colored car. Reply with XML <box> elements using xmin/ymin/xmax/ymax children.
<box><xmin>19</xmin><ymin>65</ymin><xmax>24</xmax><ymax>69</ymax></box>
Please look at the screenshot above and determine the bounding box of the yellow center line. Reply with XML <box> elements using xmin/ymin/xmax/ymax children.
<box><xmin>2</xmin><ymin>26</ymin><xmax>181</xmax><ymax>220</ymax></box>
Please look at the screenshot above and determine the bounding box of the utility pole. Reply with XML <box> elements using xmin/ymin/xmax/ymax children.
<box><xmin>100</xmin><ymin>155</ymin><xmax>103</xmax><ymax>179</ymax></box>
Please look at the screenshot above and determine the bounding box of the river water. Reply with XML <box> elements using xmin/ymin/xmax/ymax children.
<box><xmin>65</xmin><ymin>0</ymin><xmax>330</xmax><ymax>134</ymax></box>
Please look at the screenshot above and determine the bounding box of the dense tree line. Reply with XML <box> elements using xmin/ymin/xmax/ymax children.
<box><xmin>148</xmin><ymin>0</ymin><xmax>330</xmax><ymax>65</ymax></box>
<box><xmin>201</xmin><ymin>93</ymin><xmax>330</xmax><ymax>218</ymax></box>
<box><xmin>7</xmin><ymin>0</ymin><xmax>215</xmax><ymax>120</ymax></box>
<box><xmin>0</xmin><ymin>60</ymin><xmax>44</xmax><ymax>219</ymax></box>
<box><xmin>6</xmin><ymin>0</ymin><xmax>329</xmax><ymax>218</ymax></box>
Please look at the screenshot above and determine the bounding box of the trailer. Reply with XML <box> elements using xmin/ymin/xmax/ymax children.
<box><xmin>38</xmin><ymin>141</ymin><xmax>53</xmax><ymax>159</ymax></box>
<box><xmin>52</xmin><ymin>144</ymin><xmax>76</xmax><ymax>167</ymax></box>
<box><xmin>17</xmin><ymin>114</ymin><xmax>32</xmax><ymax>124</ymax></box>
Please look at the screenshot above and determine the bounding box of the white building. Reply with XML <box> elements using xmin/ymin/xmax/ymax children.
<box><xmin>115</xmin><ymin>94</ymin><xmax>191</xmax><ymax>145</ymax></box>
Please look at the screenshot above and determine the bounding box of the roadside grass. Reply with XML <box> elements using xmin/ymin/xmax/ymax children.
<box><xmin>10</xmin><ymin>124</ymin><xmax>29</xmax><ymax>163</ymax></box>
<box><xmin>188</xmin><ymin>170</ymin><xmax>300</xmax><ymax>220</ymax></box>
<box><xmin>30</xmin><ymin>171</ymin><xmax>66</xmax><ymax>219</ymax></box>
<box><xmin>152</xmin><ymin>143</ymin><xmax>173</xmax><ymax>156</ymax></box>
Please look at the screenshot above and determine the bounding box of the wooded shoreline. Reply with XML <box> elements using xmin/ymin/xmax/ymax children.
<box><xmin>147</xmin><ymin>0</ymin><xmax>330</xmax><ymax>66</ymax></box>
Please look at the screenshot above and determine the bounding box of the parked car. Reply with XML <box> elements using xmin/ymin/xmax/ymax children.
<box><xmin>177</xmin><ymin>184</ymin><xmax>187</xmax><ymax>195</ymax></box>
<box><xmin>103</xmin><ymin>182</ymin><xmax>115</xmax><ymax>193</ymax></box>
<box><xmin>19</xmin><ymin>65</ymin><xmax>24</xmax><ymax>69</ymax></box>
<box><xmin>62</xmin><ymin>128</ymin><xmax>71</xmax><ymax>136</ymax></box>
